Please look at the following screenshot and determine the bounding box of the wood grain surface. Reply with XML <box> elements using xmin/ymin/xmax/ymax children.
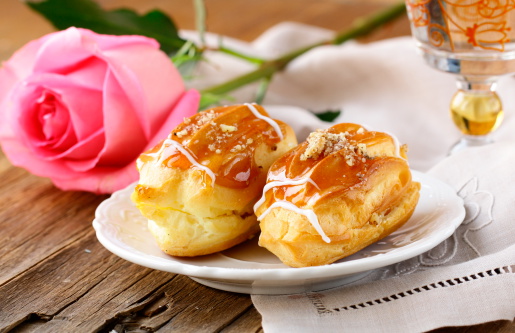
<box><xmin>0</xmin><ymin>1</ymin><xmax>513</xmax><ymax>332</ymax></box>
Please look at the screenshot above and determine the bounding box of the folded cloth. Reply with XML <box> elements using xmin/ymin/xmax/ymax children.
<box><xmin>186</xmin><ymin>22</ymin><xmax>515</xmax><ymax>332</ymax></box>
<box><xmin>253</xmin><ymin>246</ymin><xmax>515</xmax><ymax>333</ymax></box>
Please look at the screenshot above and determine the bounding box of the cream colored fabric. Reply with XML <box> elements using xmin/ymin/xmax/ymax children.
<box><xmin>184</xmin><ymin>23</ymin><xmax>515</xmax><ymax>332</ymax></box>
<box><xmin>253</xmin><ymin>245</ymin><xmax>515</xmax><ymax>333</ymax></box>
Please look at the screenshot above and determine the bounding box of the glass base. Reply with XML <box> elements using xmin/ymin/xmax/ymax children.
<box><xmin>417</xmin><ymin>43</ymin><xmax>515</xmax><ymax>77</ymax></box>
<box><xmin>449</xmin><ymin>135</ymin><xmax>493</xmax><ymax>154</ymax></box>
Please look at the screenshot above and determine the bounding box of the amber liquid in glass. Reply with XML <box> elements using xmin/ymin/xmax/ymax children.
<box><xmin>450</xmin><ymin>91</ymin><xmax>504</xmax><ymax>136</ymax></box>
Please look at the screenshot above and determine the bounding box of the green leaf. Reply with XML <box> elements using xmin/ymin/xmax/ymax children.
<box><xmin>26</xmin><ymin>0</ymin><xmax>190</xmax><ymax>55</ymax></box>
<box><xmin>315</xmin><ymin>110</ymin><xmax>341</xmax><ymax>122</ymax></box>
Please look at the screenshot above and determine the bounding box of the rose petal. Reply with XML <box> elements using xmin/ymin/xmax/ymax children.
<box><xmin>52</xmin><ymin>90</ymin><xmax>200</xmax><ymax>193</ymax></box>
<box><xmin>102</xmin><ymin>43</ymin><xmax>185</xmax><ymax>139</ymax></box>
<box><xmin>12</xmin><ymin>73</ymin><xmax>106</xmax><ymax>160</ymax></box>
<box><xmin>0</xmin><ymin>35</ymin><xmax>48</xmax><ymax>87</ymax></box>
<box><xmin>0</xmin><ymin>133</ymin><xmax>134</xmax><ymax>194</ymax></box>
<box><xmin>143</xmin><ymin>89</ymin><xmax>201</xmax><ymax>150</ymax></box>
<box><xmin>21</xmin><ymin>73</ymin><xmax>104</xmax><ymax>139</ymax></box>
<box><xmin>52</xmin><ymin>161</ymin><xmax>139</xmax><ymax>194</ymax></box>
<box><xmin>58</xmin><ymin>128</ymin><xmax>104</xmax><ymax>162</ymax></box>
<box><xmin>62</xmin><ymin>56</ymin><xmax>107</xmax><ymax>92</ymax></box>
<box><xmin>1</xmin><ymin>90</ymin><xmax>199</xmax><ymax>194</ymax></box>
<box><xmin>0</xmin><ymin>64</ymin><xmax>29</xmax><ymax>140</ymax></box>
<box><xmin>77</xmin><ymin>27</ymin><xmax>159</xmax><ymax>52</ymax></box>
<box><xmin>0</xmin><ymin>31</ymin><xmax>59</xmax><ymax>139</ymax></box>
<box><xmin>29</xmin><ymin>89</ymin><xmax>76</xmax><ymax>152</ymax></box>
<box><xmin>33</xmin><ymin>27</ymin><xmax>160</xmax><ymax>77</ymax></box>
<box><xmin>93</xmin><ymin>70</ymin><xmax>147</xmax><ymax>167</ymax></box>
<box><xmin>33</xmin><ymin>28</ymin><xmax>96</xmax><ymax>75</ymax></box>
<box><xmin>14</xmin><ymin>85</ymin><xmax>66</xmax><ymax>151</ymax></box>
<box><xmin>0</xmin><ymin>27</ymin><xmax>200</xmax><ymax>194</ymax></box>
<box><xmin>0</xmin><ymin>136</ymin><xmax>75</xmax><ymax>177</ymax></box>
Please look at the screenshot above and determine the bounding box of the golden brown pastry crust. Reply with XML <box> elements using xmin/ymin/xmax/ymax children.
<box><xmin>132</xmin><ymin>104</ymin><xmax>297</xmax><ymax>256</ymax></box>
<box><xmin>255</xmin><ymin>123</ymin><xmax>421</xmax><ymax>267</ymax></box>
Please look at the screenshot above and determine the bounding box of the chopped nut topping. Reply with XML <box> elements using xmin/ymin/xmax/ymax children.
<box><xmin>357</xmin><ymin>143</ymin><xmax>368</xmax><ymax>156</ymax></box>
<box><xmin>301</xmin><ymin>129</ymin><xmax>351</xmax><ymax>161</ymax></box>
<box><xmin>230</xmin><ymin>144</ymin><xmax>243</xmax><ymax>153</ymax></box>
<box><xmin>301</xmin><ymin>129</ymin><xmax>327</xmax><ymax>161</ymax></box>
<box><xmin>175</xmin><ymin>129</ymin><xmax>188</xmax><ymax>138</ymax></box>
<box><xmin>345</xmin><ymin>155</ymin><xmax>354</xmax><ymax>166</ymax></box>
<box><xmin>300</xmin><ymin>127</ymin><xmax>372</xmax><ymax>166</ymax></box>
<box><xmin>220</xmin><ymin>124</ymin><xmax>237</xmax><ymax>132</ymax></box>
<box><xmin>198</xmin><ymin>110</ymin><xmax>216</xmax><ymax>125</ymax></box>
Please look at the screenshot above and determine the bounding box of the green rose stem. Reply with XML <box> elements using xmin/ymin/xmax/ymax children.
<box><xmin>199</xmin><ymin>2</ymin><xmax>406</xmax><ymax>108</ymax></box>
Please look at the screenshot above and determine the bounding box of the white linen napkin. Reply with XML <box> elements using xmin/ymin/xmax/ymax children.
<box><xmin>184</xmin><ymin>22</ymin><xmax>515</xmax><ymax>332</ymax></box>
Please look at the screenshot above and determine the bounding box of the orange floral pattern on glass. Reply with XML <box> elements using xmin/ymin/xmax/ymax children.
<box><xmin>406</xmin><ymin>0</ymin><xmax>515</xmax><ymax>52</ymax></box>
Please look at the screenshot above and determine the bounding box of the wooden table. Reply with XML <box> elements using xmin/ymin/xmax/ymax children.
<box><xmin>0</xmin><ymin>1</ymin><xmax>513</xmax><ymax>332</ymax></box>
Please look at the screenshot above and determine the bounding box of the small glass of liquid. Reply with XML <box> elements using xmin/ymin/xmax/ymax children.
<box><xmin>405</xmin><ymin>0</ymin><xmax>515</xmax><ymax>151</ymax></box>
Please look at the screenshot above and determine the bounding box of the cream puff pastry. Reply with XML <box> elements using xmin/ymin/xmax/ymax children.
<box><xmin>254</xmin><ymin>123</ymin><xmax>420</xmax><ymax>267</ymax></box>
<box><xmin>131</xmin><ymin>103</ymin><xmax>297</xmax><ymax>256</ymax></box>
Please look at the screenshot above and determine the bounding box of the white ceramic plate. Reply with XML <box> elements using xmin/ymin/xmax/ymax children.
<box><xmin>92</xmin><ymin>170</ymin><xmax>465</xmax><ymax>295</ymax></box>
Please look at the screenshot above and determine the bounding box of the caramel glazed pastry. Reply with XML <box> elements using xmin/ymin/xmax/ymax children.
<box><xmin>254</xmin><ymin>123</ymin><xmax>421</xmax><ymax>267</ymax></box>
<box><xmin>132</xmin><ymin>103</ymin><xmax>297</xmax><ymax>256</ymax></box>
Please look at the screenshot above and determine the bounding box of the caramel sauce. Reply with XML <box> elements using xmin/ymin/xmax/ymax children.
<box><xmin>258</xmin><ymin>124</ymin><xmax>408</xmax><ymax>212</ymax></box>
<box><xmin>138</xmin><ymin>104</ymin><xmax>285</xmax><ymax>189</ymax></box>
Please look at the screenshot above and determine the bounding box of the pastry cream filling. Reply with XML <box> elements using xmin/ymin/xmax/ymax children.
<box><xmin>245</xmin><ymin>103</ymin><xmax>284</xmax><ymax>140</ymax></box>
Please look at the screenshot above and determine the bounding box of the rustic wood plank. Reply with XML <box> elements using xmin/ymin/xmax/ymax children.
<box><xmin>0</xmin><ymin>227</ymin><xmax>172</xmax><ymax>332</ymax></box>
<box><xmin>153</xmin><ymin>277</ymin><xmax>253</xmax><ymax>332</ymax></box>
<box><xmin>0</xmin><ymin>167</ymin><xmax>106</xmax><ymax>286</ymax></box>
<box><xmin>0</xmin><ymin>0</ymin><xmax>410</xmax><ymax>61</ymax></box>
<box><xmin>0</xmin><ymin>226</ymin><xmax>255</xmax><ymax>332</ymax></box>
<box><xmin>0</xmin><ymin>229</ymin><xmax>174</xmax><ymax>332</ymax></box>
<box><xmin>0</xmin><ymin>229</ymin><xmax>119</xmax><ymax>332</ymax></box>
<box><xmin>175</xmin><ymin>0</ymin><xmax>410</xmax><ymax>43</ymax></box>
<box><xmin>0</xmin><ymin>153</ymin><xmax>12</xmax><ymax>174</ymax></box>
<box><xmin>430</xmin><ymin>321</ymin><xmax>515</xmax><ymax>333</ymax></box>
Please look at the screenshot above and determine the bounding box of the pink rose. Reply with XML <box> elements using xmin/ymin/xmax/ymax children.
<box><xmin>0</xmin><ymin>27</ymin><xmax>199</xmax><ymax>194</ymax></box>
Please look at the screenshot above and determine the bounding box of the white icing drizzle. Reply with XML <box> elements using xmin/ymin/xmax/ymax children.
<box><xmin>257</xmin><ymin>201</ymin><xmax>331</xmax><ymax>243</ymax></box>
<box><xmin>156</xmin><ymin>138</ymin><xmax>216</xmax><ymax>188</ymax></box>
<box><xmin>254</xmin><ymin>176</ymin><xmax>330</xmax><ymax>243</ymax></box>
<box><xmin>245</xmin><ymin>103</ymin><xmax>284</xmax><ymax>140</ymax></box>
<box><xmin>253</xmin><ymin>177</ymin><xmax>319</xmax><ymax>213</ymax></box>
